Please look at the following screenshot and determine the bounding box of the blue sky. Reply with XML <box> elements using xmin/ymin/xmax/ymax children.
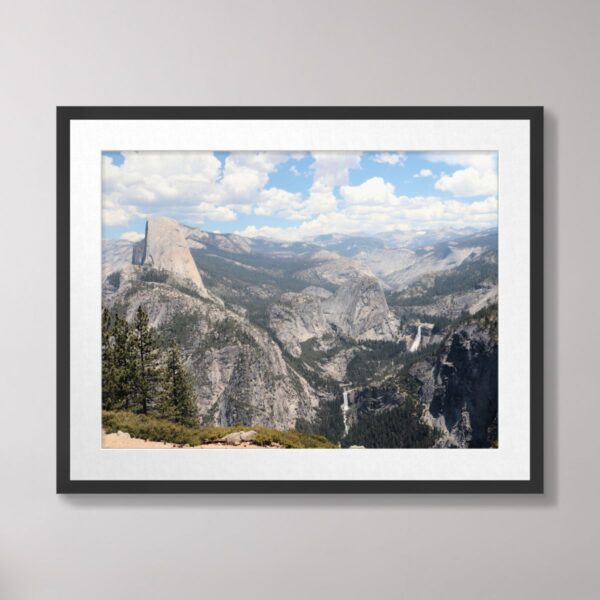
<box><xmin>102</xmin><ymin>150</ymin><xmax>498</xmax><ymax>242</ymax></box>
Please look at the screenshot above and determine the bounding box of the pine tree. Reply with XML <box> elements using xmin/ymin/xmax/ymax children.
<box><xmin>101</xmin><ymin>308</ymin><xmax>114</xmax><ymax>409</ymax></box>
<box><xmin>132</xmin><ymin>306</ymin><xmax>161</xmax><ymax>414</ymax></box>
<box><xmin>159</xmin><ymin>341</ymin><xmax>199</xmax><ymax>426</ymax></box>
<box><xmin>111</xmin><ymin>313</ymin><xmax>137</xmax><ymax>410</ymax></box>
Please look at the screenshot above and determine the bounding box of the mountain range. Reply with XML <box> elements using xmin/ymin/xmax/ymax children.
<box><xmin>102</xmin><ymin>216</ymin><xmax>498</xmax><ymax>448</ymax></box>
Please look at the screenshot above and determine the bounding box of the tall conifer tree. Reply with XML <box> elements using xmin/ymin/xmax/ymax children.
<box><xmin>111</xmin><ymin>313</ymin><xmax>137</xmax><ymax>410</ymax></box>
<box><xmin>132</xmin><ymin>306</ymin><xmax>161</xmax><ymax>414</ymax></box>
<box><xmin>159</xmin><ymin>341</ymin><xmax>199</xmax><ymax>426</ymax></box>
<box><xmin>101</xmin><ymin>308</ymin><xmax>114</xmax><ymax>409</ymax></box>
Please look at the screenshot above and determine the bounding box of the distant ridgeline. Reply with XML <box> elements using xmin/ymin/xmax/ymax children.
<box><xmin>101</xmin><ymin>218</ymin><xmax>498</xmax><ymax>448</ymax></box>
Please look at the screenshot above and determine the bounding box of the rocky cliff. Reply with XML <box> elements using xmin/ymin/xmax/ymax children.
<box><xmin>104</xmin><ymin>274</ymin><xmax>320</xmax><ymax>430</ymax></box>
<box><xmin>411</xmin><ymin>307</ymin><xmax>498</xmax><ymax>447</ymax></box>
<box><xmin>102</xmin><ymin>217</ymin><xmax>324</xmax><ymax>429</ymax></box>
<box><xmin>347</xmin><ymin>306</ymin><xmax>498</xmax><ymax>448</ymax></box>
<box><xmin>322</xmin><ymin>276</ymin><xmax>399</xmax><ymax>341</ymax></box>
<box><xmin>269</xmin><ymin>275</ymin><xmax>399</xmax><ymax>359</ymax></box>
<box><xmin>269</xmin><ymin>291</ymin><xmax>333</xmax><ymax>357</ymax></box>
<box><xmin>101</xmin><ymin>220</ymin><xmax>498</xmax><ymax>442</ymax></box>
<box><xmin>135</xmin><ymin>217</ymin><xmax>208</xmax><ymax>295</ymax></box>
<box><xmin>102</xmin><ymin>239</ymin><xmax>135</xmax><ymax>278</ymax></box>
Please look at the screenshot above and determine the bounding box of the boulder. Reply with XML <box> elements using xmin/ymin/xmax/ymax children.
<box><xmin>218</xmin><ymin>430</ymin><xmax>258</xmax><ymax>445</ymax></box>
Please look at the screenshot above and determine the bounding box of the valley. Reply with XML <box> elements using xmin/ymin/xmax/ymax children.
<box><xmin>102</xmin><ymin>216</ymin><xmax>498</xmax><ymax>448</ymax></box>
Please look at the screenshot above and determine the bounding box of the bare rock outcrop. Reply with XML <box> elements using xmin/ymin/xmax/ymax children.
<box><xmin>269</xmin><ymin>292</ymin><xmax>333</xmax><ymax>357</ymax></box>
<box><xmin>410</xmin><ymin>310</ymin><xmax>498</xmax><ymax>448</ymax></box>
<box><xmin>102</xmin><ymin>239</ymin><xmax>134</xmax><ymax>278</ymax></box>
<box><xmin>134</xmin><ymin>216</ymin><xmax>208</xmax><ymax>295</ymax></box>
<box><xmin>322</xmin><ymin>276</ymin><xmax>399</xmax><ymax>341</ymax></box>
<box><xmin>269</xmin><ymin>276</ymin><xmax>399</xmax><ymax>357</ymax></box>
<box><xmin>218</xmin><ymin>430</ymin><xmax>258</xmax><ymax>445</ymax></box>
<box><xmin>104</xmin><ymin>271</ymin><xmax>320</xmax><ymax>431</ymax></box>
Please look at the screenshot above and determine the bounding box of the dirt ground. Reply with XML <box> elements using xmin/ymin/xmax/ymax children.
<box><xmin>101</xmin><ymin>430</ymin><xmax>281</xmax><ymax>449</ymax></box>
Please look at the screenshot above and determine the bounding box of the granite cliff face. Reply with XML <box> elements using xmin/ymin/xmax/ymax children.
<box><xmin>269</xmin><ymin>276</ymin><xmax>399</xmax><ymax>357</ymax></box>
<box><xmin>322</xmin><ymin>276</ymin><xmax>399</xmax><ymax>340</ymax></box>
<box><xmin>347</xmin><ymin>307</ymin><xmax>498</xmax><ymax>448</ymax></box>
<box><xmin>295</xmin><ymin>250</ymin><xmax>374</xmax><ymax>287</ymax></box>
<box><xmin>134</xmin><ymin>217</ymin><xmax>208</xmax><ymax>295</ymax></box>
<box><xmin>269</xmin><ymin>291</ymin><xmax>333</xmax><ymax>357</ymax></box>
<box><xmin>102</xmin><ymin>219</ymin><xmax>498</xmax><ymax>444</ymax></box>
<box><xmin>102</xmin><ymin>217</ymin><xmax>322</xmax><ymax>430</ymax></box>
<box><xmin>104</xmin><ymin>267</ymin><xmax>320</xmax><ymax>430</ymax></box>
<box><xmin>424</xmin><ymin>313</ymin><xmax>498</xmax><ymax>447</ymax></box>
<box><xmin>405</xmin><ymin>308</ymin><xmax>498</xmax><ymax>447</ymax></box>
<box><xmin>102</xmin><ymin>239</ymin><xmax>135</xmax><ymax>279</ymax></box>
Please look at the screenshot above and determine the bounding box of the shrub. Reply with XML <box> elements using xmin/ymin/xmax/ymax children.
<box><xmin>102</xmin><ymin>410</ymin><xmax>336</xmax><ymax>448</ymax></box>
<box><xmin>140</xmin><ymin>268</ymin><xmax>169</xmax><ymax>283</ymax></box>
<box><xmin>106</xmin><ymin>271</ymin><xmax>121</xmax><ymax>289</ymax></box>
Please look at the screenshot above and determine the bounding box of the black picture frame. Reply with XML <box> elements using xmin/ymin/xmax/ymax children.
<box><xmin>57</xmin><ymin>106</ymin><xmax>543</xmax><ymax>494</ymax></box>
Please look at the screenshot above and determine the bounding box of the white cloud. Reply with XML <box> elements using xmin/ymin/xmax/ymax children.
<box><xmin>254</xmin><ymin>187</ymin><xmax>303</xmax><ymax>217</ymax></box>
<box><xmin>235</xmin><ymin>225</ymin><xmax>303</xmax><ymax>241</ymax></box>
<box><xmin>300</xmin><ymin>181</ymin><xmax>338</xmax><ymax>216</ymax></box>
<box><xmin>120</xmin><ymin>231</ymin><xmax>144</xmax><ymax>242</ymax></box>
<box><xmin>424</xmin><ymin>152</ymin><xmax>496</xmax><ymax>171</ymax></box>
<box><xmin>425</xmin><ymin>152</ymin><xmax>497</xmax><ymax>197</ymax></box>
<box><xmin>340</xmin><ymin>177</ymin><xmax>396</xmax><ymax>206</ymax></box>
<box><xmin>337</xmin><ymin>176</ymin><xmax>497</xmax><ymax>232</ymax></box>
<box><xmin>435</xmin><ymin>167</ymin><xmax>497</xmax><ymax>197</ymax></box>
<box><xmin>310</xmin><ymin>152</ymin><xmax>362</xmax><ymax>187</ymax></box>
<box><xmin>102</xmin><ymin>152</ymin><xmax>222</xmax><ymax>226</ymax></box>
<box><xmin>102</xmin><ymin>187</ymin><xmax>142</xmax><ymax>227</ymax></box>
<box><xmin>102</xmin><ymin>151</ymin><xmax>297</xmax><ymax>228</ymax></box>
<box><xmin>217</xmin><ymin>152</ymin><xmax>290</xmax><ymax>204</ymax></box>
<box><xmin>373</xmin><ymin>152</ymin><xmax>407</xmax><ymax>166</ymax></box>
<box><xmin>413</xmin><ymin>168</ymin><xmax>433</xmax><ymax>178</ymax></box>
<box><xmin>191</xmin><ymin>203</ymin><xmax>237</xmax><ymax>222</ymax></box>
<box><xmin>104</xmin><ymin>150</ymin><xmax>498</xmax><ymax>241</ymax></box>
<box><xmin>294</xmin><ymin>152</ymin><xmax>362</xmax><ymax>218</ymax></box>
<box><xmin>236</xmin><ymin>187</ymin><xmax>497</xmax><ymax>242</ymax></box>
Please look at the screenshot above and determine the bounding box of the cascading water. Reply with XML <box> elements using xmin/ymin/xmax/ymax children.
<box><xmin>409</xmin><ymin>324</ymin><xmax>422</xmax><ymax>353</ymax></box>
<box><xmin>341</xmin><ymin>389</ymin><xmax>350</xmax><ymax>435</ymax></box>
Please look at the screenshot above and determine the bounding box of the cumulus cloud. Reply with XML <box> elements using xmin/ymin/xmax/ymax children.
<box><xmin>190</xmin><ymin>203</ymin><xmax>237</xmax><ymax>222</ymax></box>
<box><xmin>341</xmin><ymin>177</ymin><xmax>396</xmax><ymax>206</ymax></box>
<box><xmin>425</xmin><ymin>152</ymin><xmax>495</xmax><ymax>171</ymax></box>
<box><xmin>102</xmin><ymin>152</ymin><xmax>222</xmax><ymax>227</ymax></box>
<box><xmin>120</xmin><ymin>231</ymin><xmax>145</xmax><ymax>242</ymax></box>
<box><xmin>310</xmin><ymin>152</ymin><xmax>362</xmax><ymax>187</ymax></box>
<box><xmin>234</xmin><ymin>224</ymin><xmax>303</xmax><ymax>241</ymax></box>
<box><xmin>102</xmin><ymin>151</ymin><xmax>296</xmax><ymax>228</ymax></box>
<box><xmin>435</xmin><ymin>167</ymin><xmax>497</xmax><ymax>197</ymax></box>
<box><xmin>218</xmin><ymin>152</ymin><xmax>290</xmax><ymax>204</ymax></box>
<box><xmin>287</xmin><ymin>152</ymin><xmax>363</xmax><ymax>218</ymax></box>
<box><xmin>414</xmin><ymin>168</ymin><xmax>433</xmax><ymax>178</ymax></box>
<box><xmin>373</xmin><ymin>152</ymin><xmax>407</xmax><ymax>166</ymax></box>
<box><xmin>104</xmin><ymin>150</ymin><xmax>497</xmax><ymax>243</ymax></box>
<box><xmin>425</xmin><ymin>152</ymin><xmax>497</xmax><ymax>197</ymax></box>
<box><xmin>338</xmin><ymin>177</ymin><xmax>496</xmax><ymax>230</ymax></box>
<box><xmin>254</xmin><ymin>187</ymin><xmax>304</xmax><ymax>217</ymax></box>
<box><xmin>103</xmin><ymin>195</ymin><xmax>137</xmax><ymax>227</ymax></box>
<box><xmin>237</xmin><ymin>182</ymin><xmax>497</xmax><ymax>242</ymax></box>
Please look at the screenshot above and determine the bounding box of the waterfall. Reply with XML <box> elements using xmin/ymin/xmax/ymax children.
<box><xmin>409</xmin><ymin>324</ymin><xmax>422</xmax><ymax>353</ymax></box>
<box><xmin>341</xmin><ymin>390</ymin><xmax>350</xmax><ymax>435</ymax></box>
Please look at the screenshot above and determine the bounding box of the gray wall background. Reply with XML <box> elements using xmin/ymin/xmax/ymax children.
<box><xmin>1</xmin><ymin>0</ymin><xmax>597</xmax><ymax>598</ymax></box>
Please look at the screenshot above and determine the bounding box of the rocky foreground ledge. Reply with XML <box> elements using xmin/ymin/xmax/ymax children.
<box><xmin>101</xmin><ymin>411</ymin><xmax>335</xmax><ymax>449</ymax></box>
<box><xmin>102</xmin><ymin>429</ymin><xmax>282</xmax><ymax>449</ymax></box>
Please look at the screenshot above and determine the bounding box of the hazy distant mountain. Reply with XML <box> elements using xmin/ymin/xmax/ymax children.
<box><xmin>102</xmin><ymin>220</ymin><xmax>498</xmax><ymax>448</ymax></box>
<box><xmin>377</xmin><ymin>226</ymin><xmax>484</xmax><ymax>249</ymax></box>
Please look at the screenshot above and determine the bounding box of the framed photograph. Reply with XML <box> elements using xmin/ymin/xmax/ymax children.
<box><xmin>57</xmin><ymin>106</ymin><xmax>543</xmax><ymax>493</ymax></box>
